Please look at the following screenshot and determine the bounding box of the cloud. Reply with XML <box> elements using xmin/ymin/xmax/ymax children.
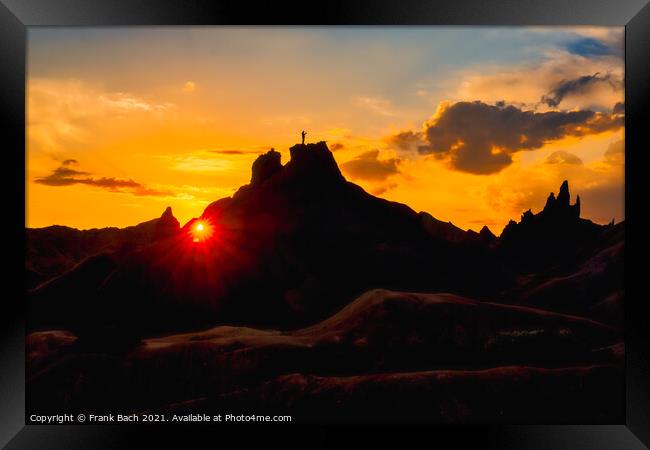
<box><xmin>452</xmin><ymin>52</ymin><xmax>623</xmax><ymax>113</ymax></box>
<box><xmin>541</xmin><ymin>73</ymin><xmax>622</xmax><ymax>107</ymax></box>
<box><xmin>535</xmin><ymin>28</ymin><xmax>623</xmax><ymax>56</ymax></box>
<box><xmin>388</xmin><ymin>131</ymin><xmax>425</xmax><ymax>153</ymax></box>
<box><xmin>34</xmin><ymin>162</ymin><xmax>172</xmax><ymax>196</ymax></box>
<box><xmin>341</xmin><ymin>150</ymin><xmax>401</xmax><ymax>181</ymax></box>
<box><xmin>353</xmin><ymin>96</ymin><xmax>396</xmax><ymax>117</ymax></box>
<box><xmin>545</xmin><ymin>150</ymin><xmax>583</xmax><ymax>165</ymax></box>
<box><xmin>62</xmin><ymin>159</ymin><xmax>78</xmax><ymax>166</ymax></box>
<box><xmin>99</xmin><ymin>92</ymin><xmax>173</xmax><ymax>112</ymax></box>
<box><xmin>35</xmin><ymin>166</ymin><xmax>90</xmax><ymax>184</ymax></box>
<box><xmin>396</xmin><ymin>100</ymin><xmax>622</xmax><ymax>175</ymax></box>
<box><xmin>28</xmin><ymin>78</ymin><xmax>175</xmax><ymax>151</ymax></box>
<box><xmin>182</xmin><ymin>81</ymin><xmax>196</xmax><ymax>92</ymax></box>
<box><xmin>330</xmin><ymin>142</ymin><xmax>345</xmax><ymax>151</ymax></box>
<box><xmin>566</xmin><ymin>37</ymin><xmax>614</xmax><ymax>57</ymax></box>
<box><xmin>612</xmin><ymin>102</ymin><xmax>625</xmax><ymax>115</ymax></box>
<box><xmin>604</xmin><ymin>139</ymin><xmax>624</xmax><ymax>166</ymax></box>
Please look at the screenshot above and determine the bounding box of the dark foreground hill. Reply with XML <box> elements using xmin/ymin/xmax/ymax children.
<box><xmin>27</xmin><ymin>289</ymin><xmax>623</xmax><ymax>422</ymax></box>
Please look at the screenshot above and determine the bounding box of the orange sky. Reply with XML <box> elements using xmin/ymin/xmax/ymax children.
<box><xmin>26</xmin><ymin>27</ymin><xmax>624</xmax><ymax>233</ymax></box>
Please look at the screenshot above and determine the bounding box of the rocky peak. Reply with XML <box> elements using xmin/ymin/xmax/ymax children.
<box><xmin>284</xmin><ymin>141</ymin><xmax>345</xmax><ymax>185</ymax></box>
<box><xmin>479</xmin><ymin>225</ymin><xmax>496</xmax><ymax>240</ymax></box>
<box><xmin>251</xmin><ymin>149</ymin><xmax>282</xmax><ymax>186</ymax></box>
<box><xmin>160</xmin><ymin>206</ymin><xmax>175</xmax><ymax>220</ymax></box>
<box><xmin>248</xmin><ymin>142</ymin><xmax>345</xmax><ymax>189</ymax></box>
<box><xmin>154</xmin><ymin>206</ymin><xmax>180</xmax><ymax>240</ymax></box>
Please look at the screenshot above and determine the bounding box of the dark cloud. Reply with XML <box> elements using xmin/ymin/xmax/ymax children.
<box><xmin>341</xmin><ymin>150</ymin><xmax>401</xmax><ymax>181</ymax></box>
<box><xmin>35</xmin><ymin>163</ymin><xmax>171</xmax><ymax>196</ymax></box>
<box><xmin>41</xmin><ymin>166</ymin><xmax>91</xmax><ymax>182</ymax></box>
<box><xmin>541</xmin><ymin>73</ymin><xmax>622</xmax><ymax>107</ymax></box>
<box><xmin>566</xmin><ymin>37</ymin><xmax>613</xmax><ymax>57</ymax></box>
<box><xmin>388</xmin><ymin>131</ymin><xmax>423</xmax><ymax>152</ymax></box>
<box><xmin>330</xmin><ymin>142</ymin><xmax>345</xmax><ymax>151</ymax></box>
<box><xmin>62</xmin><ymin>159</ymin><xmax>78</xmax><ymax>166</ymax></box>
<box><xmin>612</xmin><ymin>102</ymin><xmax>625</xmax><ymax>115</ymax></box>
<box><xmin>545</xmin><ymin>150</ymin><xmax>583</xmax><ymax>165</ymax></box>
<box><xmin>403</xmin><ymin>101</ymin><xmax>621</xmax><ymax>175</ymax></box>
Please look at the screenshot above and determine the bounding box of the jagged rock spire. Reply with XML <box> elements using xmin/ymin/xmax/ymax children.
<box><xmin>557</xmin><ymin>180</ymin><xmax>570</xmax><ymax>206</ymax></box>
<box><xmin>544</xmin><ymin>192</ymin><xmax>556</xmax><ymax>210</ymax></box>
<box><xmin>541</xmin><ymin>180</ymin><xmax>579</xmax><ymax>218</ymax></box>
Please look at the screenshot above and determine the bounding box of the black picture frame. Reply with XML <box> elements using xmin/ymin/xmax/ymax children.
<box><xmin>1</xmin><ymin>0</ymin><xmax>648</xmax><ymax>448</ymax></box>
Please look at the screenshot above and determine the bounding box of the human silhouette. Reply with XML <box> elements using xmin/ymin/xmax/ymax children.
<box><xmin>301</xmin><ymin>130</ymin><xmax>307</xmax><ymax>145</ymax></box>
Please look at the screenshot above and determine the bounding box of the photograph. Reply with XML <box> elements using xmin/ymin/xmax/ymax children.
<box><xmin>25</xmin><ymin>26</ymin><xmax>626</xmax><ymax>424</ymax></box>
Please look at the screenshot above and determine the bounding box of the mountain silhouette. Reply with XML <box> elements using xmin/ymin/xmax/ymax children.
<box><xmin>26</xmin><ymin>141</ymin><xmax>624</xmax><ymax>422</ymax></box>
<box><xmin>28</xmin><ymin>142</ymin><xmax>620</xmax><ymax>338</ymax></box>
<box><xmin>27</xmin><ymin>206</ymin><xmax>181</xmax><ymax>289</ymax></box>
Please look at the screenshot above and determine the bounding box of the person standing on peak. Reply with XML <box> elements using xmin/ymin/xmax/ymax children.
<box><xmin>301</xmin><ymin>130</ymin><xmax>307</xmax><ymax>145</ymax></box>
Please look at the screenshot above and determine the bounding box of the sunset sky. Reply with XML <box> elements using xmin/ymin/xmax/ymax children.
<box><xmin>27</xmin><ymin>27</ymin><xmax>624</xmax><ymax>232</ymax></box>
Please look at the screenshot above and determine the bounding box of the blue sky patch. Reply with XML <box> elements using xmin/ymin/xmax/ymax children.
<box><xmin>566</xmin><ymin>37</ymin><xmax>613</xmax><ymax>57</ymax></box>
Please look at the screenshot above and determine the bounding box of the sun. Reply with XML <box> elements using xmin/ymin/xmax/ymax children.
<box><xmin>190</xmin><ymin>220</ymin><xmax>214</xmax><ymax>243</ymax></box>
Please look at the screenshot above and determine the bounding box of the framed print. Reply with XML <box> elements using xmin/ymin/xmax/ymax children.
<box><xmin>1</xmin><ymin>0</ymin><xmax>649</xmax><ymax>448</ymax></box>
